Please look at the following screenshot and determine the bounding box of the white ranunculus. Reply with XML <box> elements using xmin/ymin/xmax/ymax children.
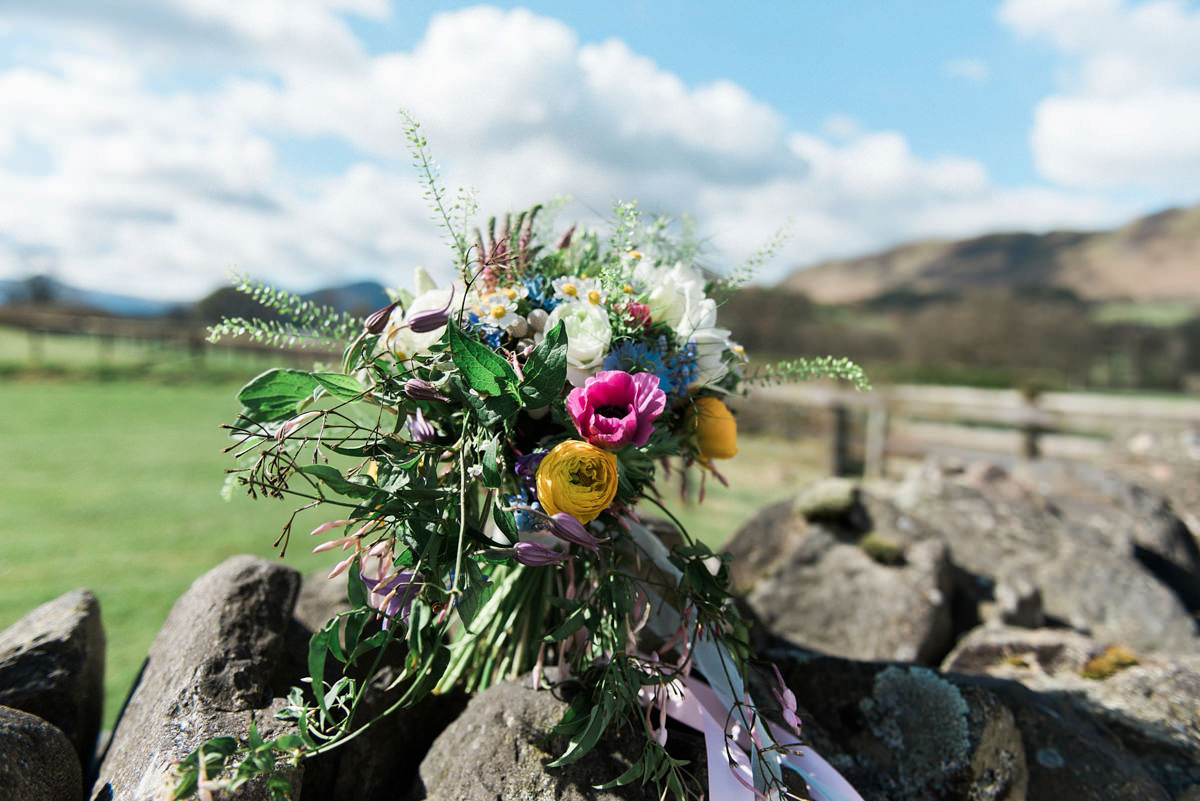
<box><xmin>544</xmin><ymin>301</ymin><xmax>612</xmax><ymax>386</ymax></box>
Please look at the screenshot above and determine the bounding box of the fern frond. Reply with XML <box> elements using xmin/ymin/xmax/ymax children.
<box><xmin>206</xmin><ymin>275</ymin><xmax>361</xmax><ymax>349</ymax></box>
<box><xmin>748</xmin><ymin>355</ymin><xmax>871</xmax><ymax>391</ymax></box>
<box><xmin>717</xmin><ymin>219</ymin><xmax>794</xmax><ymax>296</ymax></box>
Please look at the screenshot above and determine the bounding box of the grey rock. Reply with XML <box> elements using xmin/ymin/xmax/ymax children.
<box><xmin>417</xmin><ymin>676</ymin><xmax>706</xmax><ymax>801</ymax></box>
<box><xmin>291</xmin><ymin>569</ymin><xmax>353</xmax><ymax>634</ymax></box>
<box><xmin>794</xmin><ymin>477</ymin><xmax>861</xmax><ymax>521</ymax></box>
<box><xmin>728</xmin><ymin>495</ymin><xmax>957</xmax><ymax>664</ymax></box>
<box><xmin>723</xmin><ymin>497</ymin><xmax>811</xmax><ymax>595</ymax></box>
<box><xmin>990</xmin><ymin>575</ymin><xmax>1044</xmax><ymax>628</ymax></box>
<box><xmin>0</xmin><ymin>705</ymin><xmax>83</xmax><ymax>801</ymax></box>
<box><xmin>0</xmin><ymin>589</ymin><xmax>105</xmax><ymax>766</ymax></box>
<box><xmin>1014</xmin><ymin>460</ymin><xmax>1200</xmax><ymax>610</ymax></box>
<box><xmin>893</xmin><ymin>463</ymin><xmax>1199</xmax><ymax>653</ymax></box>
<box><xmin>770</xmin><ymin>649</ymin><xmax>1171</xmax><ymax>801</ymax></box>
<box><xmin>944</xmin><ymin>625</ymin><xmax>1200</xmax><ymax>797</ymax></box>
<box><xmin>90</xmin><ymin>556</ymin><xmax>304</xmax><ymax>801</ymax></box>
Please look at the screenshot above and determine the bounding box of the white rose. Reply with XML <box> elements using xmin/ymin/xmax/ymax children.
<box><xmin>645</xmin><ymin>263</ymin><xmax>706</xmax><ymax>332</ymax></box>
<box><xmin>688</xmin><ymin>326</ymin><xmax>734</xmax><ymax>389</ymax></box>
<box><xmin>544</xmin><ymin>302</ymin><xmax>612</xmax><ymax>386</ymax></box>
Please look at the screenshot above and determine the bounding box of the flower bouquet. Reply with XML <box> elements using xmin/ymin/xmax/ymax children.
<box><xmin>175</xmin><ymin>122</ymin><xmax>867</xmax><ymax>801</ymax></box>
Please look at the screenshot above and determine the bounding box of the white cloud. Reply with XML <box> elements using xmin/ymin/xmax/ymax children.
<box><xmin>0</xmin><ymin>3</ymin><xmax>1136</xmax><ymax>300</ymax></box>
<box><xmin>1000</xmin><ymin>0</ymin><xmax>1200</xmax><ymax>192</ymax></box>
<box><xmin>943</xmin><ymin>57</ymin><xmax>990</xmax><ymax>83</ymax></box>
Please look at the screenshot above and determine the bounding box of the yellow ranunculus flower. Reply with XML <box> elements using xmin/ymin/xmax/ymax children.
<box><xmin>687</xmin><ymin>397</ymin><xmax>738</xmax><ymax>461</ymax></box>
<box><xmin>536</xmin><ymin>440</ymin><xmax>619</xmax><ymax>524</ymax></box>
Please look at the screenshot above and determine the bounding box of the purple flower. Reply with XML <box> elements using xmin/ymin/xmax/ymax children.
<box><xmin>512</xmin><ymin>541</ymin><xmax>569</xmax><ymax>567</ymax></box>
<box><xmin>514</xmin><ymin>451</ymin><xmax>546</xmax><ymax>496</ymax></box>
<box><xmin>405</xmin><ymin>286</ymin><xmax>455</xmax><ymax>333</ymax></box>
<box><xmin>404</xmin><ymin>378</ymin><xmax>449</xmax><ymax>403</ymax></box>
<box><xmin>360</xmin><ymin>569</ymin><xmax>421</xmax><ymax>629</ymax></box>
<box><xmin>407</xmin><ymin>407</ymin><xmax>438</xmax><ymax>443</ymax></box>
<box><xmin>549</xmin><ymin>512</ymin><xmax>605</xmax><ymax>553</ymax></box>
<box><xmin>364</xmin><ymin>301</ymin><xmax>400</xmax><ymax>334</ymax></box>
<box><xmin>566</xmin><ymin>370</ymin><xmax>667</xmax><ymax>449</ymax></box>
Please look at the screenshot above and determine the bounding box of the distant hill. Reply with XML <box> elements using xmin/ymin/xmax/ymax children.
<box><xmin>302</xmin><ymin>281</ymin><xmax>389</xmax><ymax>317</ymax></box>
<box><xmin>781</xmin><ymin>204</ymin><xmax>1200</xmax><ymax>306</ymax></box>
<box><xmin>0</xmin><ymin>276</ymin><xmax>180</xmax><ymax>317</ymax></box>
<box><xmin>1</xmin><ymin>276</ymin><xmax>390</xmax><ymax>320</ymax></box>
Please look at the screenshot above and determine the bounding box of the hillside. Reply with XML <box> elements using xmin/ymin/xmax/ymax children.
<box><xmin>780</xmin><ymin>204</ymin><xmax>1200</xmax><ymax>305</ymax></box>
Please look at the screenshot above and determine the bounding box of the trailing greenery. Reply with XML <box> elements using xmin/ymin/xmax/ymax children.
<box><xmin>205</xmin><ymin>274</ymin><xmax>361</xmax><ymax>350</ymax></box>
<box><xmin>749</xmin><ymin>355</ymin><xmax>871</xmax><ymax>392</ymax></box>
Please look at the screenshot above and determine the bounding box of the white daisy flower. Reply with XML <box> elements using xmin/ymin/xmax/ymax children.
<box><xmin>477</xmin><ymin>291</ymin><xmax>520</xmax><ymax>329</ymax></box>
<box><xmin>552</xmin><ymin>276</ymin><xmax>606</xmax><ymax>306</ymax></box>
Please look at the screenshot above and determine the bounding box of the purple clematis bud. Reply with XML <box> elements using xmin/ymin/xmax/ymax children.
<box><xmin>404</xmin><ymin>378</ymin><xmax>449</xmax><ymax>403</ymax></box>
<box><xmin>407</xmin><ymin>407</ymin><xmax>438</xmax><ymax>443</ymax></box>
<box><xmin>276</xmin><ymin>410</ymin><xmax>322</xmax><ymax>442</ymax></box>
<box><xmin>364</xmin><ymin>301</ymin><xmax>400</xmax><ymax>334</ymax></box>
<box><xmin>405</xmin><ymin>286</ymin><xmax>455</xmax><ymax>333</ymax></box>
<box><xmin>407</xmin><ymin>307</ymin><xmax>450</xmax><ymax>333</ymax></box>
<box><xmin>549</xmin><ymin>513</ymin><xmax>605</xmax><ymax>553</ymax></box>
<box><xmin>512</xmin><ymin>541</ymin><xmax>569</xmax><ymax>567</ymax></box>
<box><xmin>556</xmin><ymin>224</ymin><xmax>575</xmax><ymax>251</ymax></box>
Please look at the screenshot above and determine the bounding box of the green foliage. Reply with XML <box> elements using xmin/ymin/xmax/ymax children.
<box><xmin>206</xmin><ymin>274</ymin><xmax>361</xmax><ymax>351</ymax></box>
<box><xmin>236</xmin><ymin>368</ymin><xmax>364</xmax><ymax>422</ymax></box>
<box><xmin>519</xmin><ymin>321</ymin><xmax>568</xmax><ymax>406</ymax></box>
<box><xmin>715</xmin><ymin>218</ymin><xmax>794</xmax><ymax>297</ymax></box>
<box><xmin>400</xmin><ymin>110</ymin><xmax>476</xmax><ymax>268</ymax></box>
<box><xmin>749</xmin><ymin>355</ymin><xmax>871</xmax><ymax>391</ymax></box>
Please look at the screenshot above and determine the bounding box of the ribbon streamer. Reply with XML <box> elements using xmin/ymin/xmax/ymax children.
<box><xmin>623</xmin><ymin>517</ymin><xmax>863</xmax><ymax>801</ymax></box>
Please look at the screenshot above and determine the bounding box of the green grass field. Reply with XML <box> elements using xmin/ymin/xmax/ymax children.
<box><xmin>0</xmin><ymin>373</ymin><xmax>822</xmax><ymax>727</ymax></box>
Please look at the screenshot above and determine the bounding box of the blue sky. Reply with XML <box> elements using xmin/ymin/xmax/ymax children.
<box><xmin>2</xmin><ymin>1</ymin><xmax>1199</xmax><ymax>300</ymax></box>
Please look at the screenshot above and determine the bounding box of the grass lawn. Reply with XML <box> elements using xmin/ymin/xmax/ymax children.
<box><xmin>0</xmin><ymin>376</ymin><xmax>823</xmax><ymax>727</ymax></box>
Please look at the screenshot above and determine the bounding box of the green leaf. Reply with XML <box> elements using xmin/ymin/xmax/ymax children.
<box><xmin>236</xmin><ymin>369</ymin><xmax>320</xmax><ymax>422</ymax></box>
<box><xmin>492</xmin><ymin>505</ymin><xmax>519</xmax><ymax>542</ymax></box>
<box><xmin>346</xmin><ymin>560</ymin><xmax>368</xmax><ymax>607</ymax></box>
<box><xmin>447</xmin><ymin>323</ymin><xmax>518</xmax><ymax>397</ymax></box>
<box><xmin>594</xmin><ymin>753</ymin><xmax>650</xmax><ymax>789</ymax></box>
<box><xmin>459</xmin><ymin>384</ymin><xmax>520</xmax><ymax>428</ymax></box>
<box><xmin>543</xmin><ymin>600</ymin><xmax>589</xmax><ymax>643</ymax></box>
<box><xmin>298</xmin><ymin>465</ymin><xmax>377</xmax><ymax>499</ymax></box>
<box><xmin>313</xmin><ymin>372</ymin><xmax>365</xmax><ymax>400</ymax></box>
<box><xmin>455</xmin><ymin>559</ymin><xmax>493</xmax><ymax>631</ymax></box>
<box><xmin>273</xmin><ymin>734</ymin><xmax>306</xmax><ymax>752</ymax></box>
<box><xmin>308</xmin><ymin>619</ymin><xmax>346</xmax><ymax>718</ymax></box>
<box><xmin>480</xmin><ymin>435</ymin><xmax>502</xmax><ymax>487</ymax></box>
<box><xmin>547</xmin><ymin>702</ymin><xmax>611</xmax><ymax>767</ymax></box>
<box><xmin>520</xmin><ymin>321</ymin><xmax>567</xmax><ymax>407</ymax></box>
<box><xmin>342</xmin><ymin>607</ymin><xmax>371</xmax><ymax>660</ymax></box>
<box><xmin>398</xmin><ymin>642</ymin><xmax>450</xmax><ymax>706</ymax></box>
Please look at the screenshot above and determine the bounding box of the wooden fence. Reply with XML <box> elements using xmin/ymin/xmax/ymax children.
<box><xmin>741</xmin><ymin>382</ymin><xmax>1200</xmax><ymax>477</ymax></box>
<box><xmin>0</xmin><ymin>307</ymin><xmax>337</xmax><ymax>365</ymax></box>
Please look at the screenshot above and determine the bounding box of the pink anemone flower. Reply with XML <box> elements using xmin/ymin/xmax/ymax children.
<box><xmin>566</xmin><ymin>370</ymin><xmax>667</xmax><ymax>449</ymax></box>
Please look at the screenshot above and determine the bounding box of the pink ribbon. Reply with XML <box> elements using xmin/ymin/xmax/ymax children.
<box><xmin>643</xmin><ymin>674</ymin><xmax>863</xmax><ymax>801</ymax></box>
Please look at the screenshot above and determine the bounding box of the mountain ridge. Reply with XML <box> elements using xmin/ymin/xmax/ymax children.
<box><xmin>780</xmin><ymin>204</ymin><xmax>1200</xmax><ymax>305</ymax></box>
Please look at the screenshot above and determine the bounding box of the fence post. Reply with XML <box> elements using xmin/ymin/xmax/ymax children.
<box><xmin>863</xmin><ymin>400</ymin><xmax>889</xmax><ymax>479</ymax></box>
<box><xmin>830</xmin><ymin>403</ymin><xmax>852</xmax><ymax>476</ymax></box>
<box><xmin>1020</xmin><ymin>388</ymin><xmax>1042</xmax><ymax>460</ymax></box>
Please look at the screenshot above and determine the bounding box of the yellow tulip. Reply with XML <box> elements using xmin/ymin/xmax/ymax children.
<box><xmin>536</xmin><ymin>440</ymin><xmax>620</xmax><ymax>523</ymax></box>
<box><xmin>687</xmin><ymin>397</ymin><xmax>738</xmax><ymax>461</ymax></box>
